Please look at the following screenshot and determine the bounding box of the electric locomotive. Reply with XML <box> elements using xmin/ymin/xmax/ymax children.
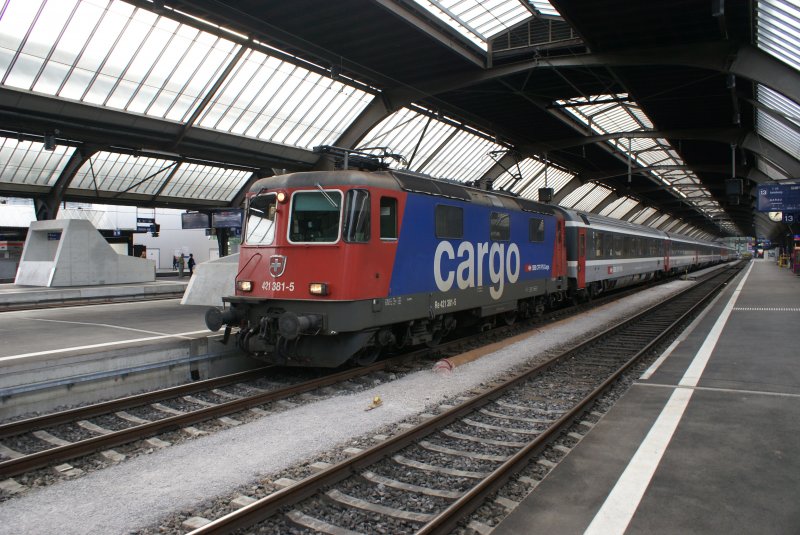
<box><xmin>205</xmin><ymin>169</ymin><xmax>568</xmax><ymax>367</ymax></box>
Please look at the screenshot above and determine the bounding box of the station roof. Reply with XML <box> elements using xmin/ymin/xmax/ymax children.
<box><xmin>0</xmin><ymin>0</ymin><xmax>798</xmax><ymax>241</ymax></box>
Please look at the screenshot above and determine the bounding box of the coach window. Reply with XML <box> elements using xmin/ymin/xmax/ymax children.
<box><xmin>529</xmin><ymin>217</ymin><xmax>545</xmax><ymax>242</ymax></box>
<box><xmin>490</xmin><ymin>212</ymin><xmax>510</xmax><ymax>241</ymax></box>
<box><xmin>289</xmin><ymin>190</ymin><xmax>342</xmax><ymax>243</ymax></box>
<box><xmin>435</xmin><ymin>205</ymin><xmax>463</xmax><ymax>239</ymax></box>
<box><xmin>380</xmin><ymin>197</ymin><xmax>398</xmax><ymax>239</ymax></box>
<box><xmin>614</xmin><ymin>235</ymin><xmax>624</xmax><ymax>257</ymax></box>
<box><xmin>245</xmin><ymin>193</ymin><xmax>277</xmax><ymax>245</ymax></box>
<box><xmin>343</xmin><ymin>189</ymin><xmax>370</xmax><ymax>243</ymax></box>
<box><xmin>595</xmin><ymin>232</ymin><xmax>604</xmax><ymax>258</ymax></box>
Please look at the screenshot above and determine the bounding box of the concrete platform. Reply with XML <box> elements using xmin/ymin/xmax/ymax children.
<box><xmin>0</xmin><ymin>298</ymin><xmax>257</xmax><ymax>420</ymax></box>
<box><xmin>495</xmin><ymin>259</ymin><xmax>800</xmax><ymax>534</ymax></box>
<box><xmin>0</xmin><ymin>277</ymin><xmax>189</xmax><ymax>309</ymax></box>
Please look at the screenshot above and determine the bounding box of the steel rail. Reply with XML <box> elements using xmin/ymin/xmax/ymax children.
<box><xmin>0</xmin><ymin>356</ymin><xmax>410</xmax><ymax>478</ymax></box>
<box><xmin>0</xmin><ymin>366</ymin><xmax>273</xmax><ymax>439</ymax></box>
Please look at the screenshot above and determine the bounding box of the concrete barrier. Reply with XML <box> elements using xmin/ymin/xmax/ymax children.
<box><xmin>181</xmin><ymin>253</ymin><xmax>238</xmax><ymax>306</ymax></box>
<box><xmin>15</xmin><ymin>219</ymin><xmax>155</xmax><ymax>286</ymax></box>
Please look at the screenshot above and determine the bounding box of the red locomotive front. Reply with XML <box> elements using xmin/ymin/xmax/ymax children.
<box><xmin>235</xmin><ymin>182</ymin><xmax>400</xmax><ymax>303</ymax></box>
<box><xmin>203</xmin><ymin>170</ymin><xmax>410</xmax><ymax>366</ymax></box>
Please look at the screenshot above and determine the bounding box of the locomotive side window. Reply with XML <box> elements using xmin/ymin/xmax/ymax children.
<box><xmin>435</xmin><ymin>205</ymin><xmax>463</xmax><ymax>239</ymax></box>
<box><xmin>380</xmin><ymin>197</ymin><xmax>398</xmax><ymax>239</ymax></box>
<box><xmin>245</xmin><ymin>193</ymin><xmax>278</xmax><ymax>245</ymax></box>
<box><xmin>343</xmin><ymin>189</ymin><xmax>370</xmax><ymax>243</ymax></box>
<box><xmin>529</xmin><ymin>217</ymin><xmax>545</xmax><ymax>242</ymax></box>
<box><xmin>289</xmin><ymin>190</ymin><xmax>342</xmax><ymax>243</ymax></box>
<box><xmin>490</xmin><ymin>212</ymin><xmax>510</xmax><ymax>241</ymax></box>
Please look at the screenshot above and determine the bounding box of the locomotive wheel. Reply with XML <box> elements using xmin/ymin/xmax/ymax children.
<box><xmin>425</xmin><ymin>332</ymin><xmax>442</xmax><ymax>348</ymax></box>
<box><xmin>354</xmin><ymin>346</ymin><xmax>381</xmax><ymax>366</ymax></box>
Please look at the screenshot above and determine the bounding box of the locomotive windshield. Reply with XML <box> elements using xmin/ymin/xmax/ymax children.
<box><xmin>289</xmin><ymin>190</ymin><xmax>342</xmax><ymax>243</ymax></box>
<box><xmin>244</xmin><ymin>193</ymin><xmax>278</xmax><ymax>245</ymax></box>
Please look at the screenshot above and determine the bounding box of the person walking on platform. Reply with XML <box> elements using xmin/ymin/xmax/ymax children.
<box><xmin>178</xmin><ymin>254</ymin><xmax>185</xmax><ymax>278</ymax></box>
<box><xmin>188</xmin><ymin>253</ymin><xmax>196</xmax><ymax>276</ymax></box>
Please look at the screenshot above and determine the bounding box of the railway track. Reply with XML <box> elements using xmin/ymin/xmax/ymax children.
<box><xmin>0</xmin><ymin>268</ymin><xmax>660</xmax><ymax>483</ymax></box>
<box><xmin>183</xmin><ymin>264</ymin><xmax>742</xmax><ymax>535</ymax></box>
<box><xmin>0</xmin><ymin>268</ymin><xmax>712</xmax><ymax>490</ymax></box>
<box><xmin>0</xmin><ymin>359</ymin><xmax>416</xmax><ymax>480</ymax></box>
<box><xmin>0</xmin><ymin>266</ymin><xmax>723</xmax><ymax>494</ymax></box>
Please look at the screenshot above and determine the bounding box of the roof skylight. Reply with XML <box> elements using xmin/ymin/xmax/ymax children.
<box><xmin>556</xmin><ymin>93</ymin><xmax>735</xmax><ymax>234</ymax></box>
<box><xmin>756</xmin><ymin>0</ymin><xmax>800</xmax><ymax>71</ymax></box>
<box><xmin>71</xmin><ymin>151</ymin><xmax>252</xmax><ymax>201</ymax></box>
<box><xmin>0</xmin><ymin>0</ymin><xmax>374</xmax><ymax>151</ymax></box>
<box><xmin>0</xmin><ymin>138</ymin><xmax>73</xmax><ymax>188</ymax></box>
<box><xmin>409</xmin><ymin>0</ymin><xmax>554</xmax><ymax>50</ymax></box>
<box><xmin>755</xmin><ymin>0</ymin><xmax>800</xmax><ymax>181</ymax></box>
<box><xmin>358</xmin><ymin>106</ymin><xmax>505</xmax><ymax>182</ymax></box>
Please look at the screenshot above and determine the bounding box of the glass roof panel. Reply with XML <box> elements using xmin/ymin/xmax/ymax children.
<box><xmin>197</xmin><ymin>48</ymin><xmax>373</xmax><ymax>150</ymax></box>
<box><xmin>630</xmin><ymin>206</ymin><xmax>658</xmax><ymax>224</ymax></box>
<box><xmin>572</xmin><ymin>184</ymin><xmax>612</xmax><ymax>212</ymax></box>
<box><xmin>0</xmin><ymin>1</ymin><xmax>241</xmax><ymax>123</ymax></box>
<box><xmin>756</xmin><ymin>0</ymin><xmax>800</xmax><ymax>192</ymax></box>
<box><xmin>527</xmin><ymin>1</ymin><xmax>560</xmax><ymax>17</ymax></box>
<box><xmin>517</xmin><ymin>164</ymin><xmax>574</xmax><ymax>199</ymax></box>
<box><xmin>652</xmin><ymin>214</ymin><xmax>673</xmax><ymax>228</ymax></box>
<box><xmin>160</xmin><ymin>163</ymin><xmax>251</xmax><ymax>201</ymax></box>
<box><xmin>358</xmin><ymin>106</ymin><xmax>505</xmax><ymax>182</ymax></box>
<box><xmin>559</xmin><ymin>182</ymin><xmax>598</xmax><ymax>209</ymax></box>
<box><xmin>0</xmin><ymin>0</ymin><xmax>375</xmax><ymax>153</ymax></box>
<box><xmin>493</xmin><ymin>157</ymin><xmax>546</xmax><ymax>191</ymax></box>
<box><xmin>757</xmin><ymin>0</ymin><xmax>800</xmax><ymax>71</ymax></box>
<box><xmin>0</xmin><ymin>138</ymin><xmax>74</xmax><ymax>187</ymax></box>
<box><xmin>557</xmin><ymin>93</ymin><xmax>728</xmax><ymax>230</ymax></box>
<box><xmin>493</xmin><ymin>156</ymin><xmax>575</xmax><ymax>200</ymax></box>
<box><xmin>72</xmin><ymin>152</ymin><xmax>176</xmax><ymax>195</ymax></box>
<box><xmin>672</xmin><ymin>222</ymin><xmax>691</xmax><ymax>234</ymax></box>
<box><xmin>408</xmin><ymin>0</ymin><xmax>545</xmax><ymax>50</ymax></box>
<box><xmin>756</xmin><ymin>84</ymin><xmax>800</xmax><ymax>160</ymax></box>
<box><xmin>602</xmin><ymin>196</ymin><xmax>640</xmax><ymax>219</ymax></box>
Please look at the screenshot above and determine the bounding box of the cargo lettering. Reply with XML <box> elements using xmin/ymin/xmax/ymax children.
<box><xmin>434</xmin><ymin>241</ymin><xmax>520</xmax><ymax>300</ymax></box>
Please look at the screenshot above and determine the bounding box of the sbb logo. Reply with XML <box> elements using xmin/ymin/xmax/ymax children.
<box><xmin>434</xmin><ymin>240</ymin><xmax>520</xmax><ymax>300</ymax></box>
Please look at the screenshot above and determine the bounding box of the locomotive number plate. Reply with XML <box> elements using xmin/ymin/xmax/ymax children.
<box><xmin>262</xmin><ymin>281</ymin><xmax>296</xmax><ymax>292</ymax></box>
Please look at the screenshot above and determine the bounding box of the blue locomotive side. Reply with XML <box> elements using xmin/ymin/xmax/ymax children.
<box><xmin>387</xmin><ymin>192</ymin><xmax>561</xmax><ymax>300</ymax></box>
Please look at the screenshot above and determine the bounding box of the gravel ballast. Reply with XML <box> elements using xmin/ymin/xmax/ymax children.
<box><xmin>0</xmin><ymin>280</ymin><xmax>693</xmax><ymax>535</ymax></box>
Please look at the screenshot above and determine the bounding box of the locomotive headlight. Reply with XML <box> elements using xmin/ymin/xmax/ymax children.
<box><xmin>276</xmin><ymin>191</ymin><xmax>288</xmax><ymax>203</ymax></box>
<box><xmin>237</xmin><ymin>280</ymin><xmax>253</xmax><ymax>292</ymax></box>
<box><xmin>309</xmin><ymin>282</ymin><xmax>329</xmax><ymax>296</ymax></box>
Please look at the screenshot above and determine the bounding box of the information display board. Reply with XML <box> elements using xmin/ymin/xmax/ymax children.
<box><xmin>181</xmin><ymin>212</ymin><xmax>210</xmax><ymax>229</ymax></box>
<box><xmin>757</xmin><ymin>183</ymin><xmax>800</xmax><ymax>212</ymax></box>
<box><xmin>212</xmin><ymin>209</ymin><xmax>243</xmax><ymax>228</ymax></box>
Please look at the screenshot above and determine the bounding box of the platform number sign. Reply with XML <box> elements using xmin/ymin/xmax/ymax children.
<box><xmin>784</xmin><ymin>212</ymin><xmax>797</xmax><ymax>224</ymax></box>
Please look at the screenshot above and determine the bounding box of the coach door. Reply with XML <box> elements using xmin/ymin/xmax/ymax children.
<box><xmin>664</xmin><ymin>240</ymin><xmax>671</xmax><ymax>273</ymax></box>
<box><xmin>577</xmin><ymin>228</ymin><xmax>586</xmax><ymax>289</ymax></box>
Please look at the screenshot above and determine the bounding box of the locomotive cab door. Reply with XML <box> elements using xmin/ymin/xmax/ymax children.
<box><xmin>577</xmin><ymin>228</ymin><xmax>586</xmax><ymax>289</ymax></box>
